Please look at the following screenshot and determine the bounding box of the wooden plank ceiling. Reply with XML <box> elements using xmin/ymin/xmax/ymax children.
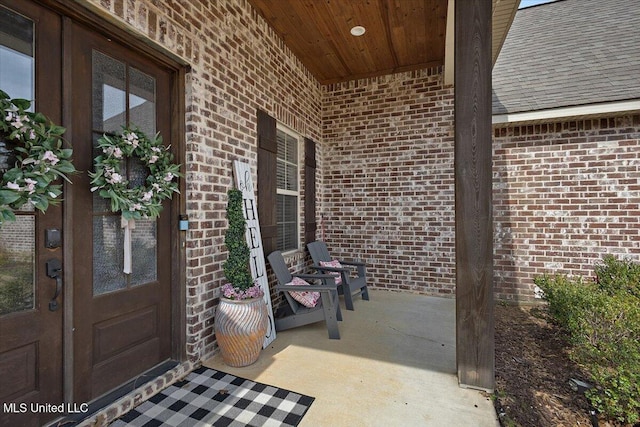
<box><xmin>248</xmin><ymin>0</ymin><xmax>520</xmax><ymax>85</ymax></box>
<box><xmin>247</xmin><ymin>0</ymin><xmax>448</xmax><ymax>84</ymax></box>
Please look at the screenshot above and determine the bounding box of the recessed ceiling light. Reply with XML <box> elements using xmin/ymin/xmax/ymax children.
<box><xmin>350</xmin><ymin>26</ymin><xmax>366</xmax><ymax>37</ymax></box>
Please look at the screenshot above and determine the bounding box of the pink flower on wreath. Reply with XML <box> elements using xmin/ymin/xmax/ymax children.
<box><xmin>10</xmin><ymin>114</ymin><xmax>29</xmax><ymax>130</ymax></box>
<box><xmin>124</xmin><ymin>131</ymin><xmax>140</xmax><ymax>148</ymax></box>
<box><xmin>106</xmin><ymin>172</ymin><xmax>123</xmax><ymax>185</ymax></box>
<box><xmin>6</xmin><ymin>181</ymin><xmax>20</xmax><ymax>190</ymax></box>
<box><xmin>104</xmin><ymin>146</ymin><xmax>124</xmax><ymax>159</ymax></box>
<box><xmin>24</xmin><ymin>178</ymin><xmax>37</xmax><ymax>195</ymax></box>
<box><xmin>141</xmin><ymin>191</ymin><xmax>153</xmax><ymax>202</ymax></box>
<box><xmin>42</xmin><ymin>150</ymin><xmax>60</xmax><ymax>165</ymax></box>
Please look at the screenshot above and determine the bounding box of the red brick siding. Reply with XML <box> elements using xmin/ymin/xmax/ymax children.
<box><xmin>322</xmin><ymin>69</ymin><xmax>457</xmax><ymax>295</ymax></box>
<box><xmin>493</xmin><ymin>114</ymin><xmax>640</xmax><ymax>301</ymax></box>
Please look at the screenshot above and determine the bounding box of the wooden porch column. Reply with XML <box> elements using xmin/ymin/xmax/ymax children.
<box><xmin>454</xmin><ymin>0</ymin><xmax>494</xmax><ymax>391</ymax></box>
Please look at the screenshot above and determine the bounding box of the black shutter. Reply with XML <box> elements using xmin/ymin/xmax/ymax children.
<box><xmin>304</xmin><ymin>137</ymin><xmax>317</xmax><ymax>244</ymax></box>
<box><xmin>257</xmin><ymin>109</ymin><xmax>277</xmax><ymax>254</ymax></box>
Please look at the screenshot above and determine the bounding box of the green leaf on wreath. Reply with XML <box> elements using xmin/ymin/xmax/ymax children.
<box><xmin>11</xmin><ymin>98</ymin><xmax>31</xmax><ymax>110</ymax></box>
<box><xmin>0</xmin><ymin>208</ymin><xmax>16</xmax><ymax>222</ymax></box>
<box><xmin>32</xmin><ymin>195</ymin><xmax>49</xmax><ymax>212</ymax></box>
<box><xmin>49</xmin><ymin>125</ymin><xmax>66</xmax><ymax>135</ymax></box>
<box><xmin>56</xmin><ymin>163</ymin><xmax>76</xmax><ymax>174</ymax></box>
<box><xmin>0</xmin><ymin>189</ymin><xmax>22</xmax><ymax>204</ymax></box>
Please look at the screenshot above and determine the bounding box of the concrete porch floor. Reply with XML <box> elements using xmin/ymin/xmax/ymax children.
<box><xmin>204</xmin><ymin>289</ymin><xmax>499</xmax><ymax>426</ymax></box>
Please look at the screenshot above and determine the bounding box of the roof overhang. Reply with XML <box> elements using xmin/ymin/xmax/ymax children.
<box><xmin>492</xmin><ymin>100</ymin><xmax>640</xmax><ymax>125</ymax></box>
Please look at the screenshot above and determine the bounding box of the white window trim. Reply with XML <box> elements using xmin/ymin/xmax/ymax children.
<box><xmin>276</xmin><ymin>124</ymin><xmax>301</xmax><ymax>253</ymax></box>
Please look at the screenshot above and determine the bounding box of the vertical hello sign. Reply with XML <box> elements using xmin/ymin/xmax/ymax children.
<box><xmin>233</xmin><ymin>160</ymin><xmax>277</xmax><ymax>347</ymax></box>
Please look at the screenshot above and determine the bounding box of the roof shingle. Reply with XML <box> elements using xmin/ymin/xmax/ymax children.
<box><xmin>492</xmin><ymin>0</ymin><xmax>640</xmax><ymax>115</ymax></box>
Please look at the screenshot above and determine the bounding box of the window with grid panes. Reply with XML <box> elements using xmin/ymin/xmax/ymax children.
<box><xmin>276</xmin><ymin>126</ymin><xmax>299</xmax><ymax>252</ymax></box>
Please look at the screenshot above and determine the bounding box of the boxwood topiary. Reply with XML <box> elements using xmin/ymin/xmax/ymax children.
<box><xmin>223</xmin><ymin>188</ymin><xmax>253</xmax><ymax>291</ymax></box>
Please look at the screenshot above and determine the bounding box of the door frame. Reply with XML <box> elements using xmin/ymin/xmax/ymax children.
<box><xmin>39</xmin><ymin>0</ymin><xmax>188</xmax><ymax>403</ymax></box>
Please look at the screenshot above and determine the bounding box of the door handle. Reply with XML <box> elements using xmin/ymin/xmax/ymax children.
<box><xmin>46</xmin><ymin>259</ymin><xmax>63</xmax><ymax>311</ymax></box>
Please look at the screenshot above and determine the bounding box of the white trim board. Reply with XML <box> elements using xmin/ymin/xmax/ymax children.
<box><xmin>492</xmin><ymin>100</ymin><xmax>640</xmax><ymax>125</ymax></box>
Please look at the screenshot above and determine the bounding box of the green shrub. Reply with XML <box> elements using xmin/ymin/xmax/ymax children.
<box><xmin>595</xmin><ymin>255</ymin><xmax>640</xmax><ymax>298</ymax></box>
<box><xmin>534</xmin><ymin>257</ymin><xmax>640</xmax><ymax>425</ymax></box>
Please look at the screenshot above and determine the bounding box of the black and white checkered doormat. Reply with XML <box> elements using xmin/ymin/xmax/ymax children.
<box><xmin>110</xmin><ymin>366</ymin><xmax>314</xmax><ymax>427</ymax></box>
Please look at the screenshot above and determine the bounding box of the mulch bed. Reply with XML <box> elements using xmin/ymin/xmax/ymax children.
<box><xmin>493</xmin><ymin>303</ymin><xmax>631</xmax><ymax>427</ymax></box>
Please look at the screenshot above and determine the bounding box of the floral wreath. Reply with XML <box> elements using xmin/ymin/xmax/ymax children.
<box><xmin>0</xmin><ymin>90</ymin><xmax>76</xmax><ymax>225</ymax></box>
<box><xmin>89</xmin><ymin>127</ymin><xmax>181</xmax><ymax>220</ymax></box>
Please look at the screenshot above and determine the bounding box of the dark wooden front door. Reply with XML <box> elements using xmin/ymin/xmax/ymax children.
<box><xmin>0</xmin><ymin>2</ymin><xmax>63</xmax><ymax>426</ymax></box>
<box><xmin>69</xmin><ymin>23</ymin><xmax>173</xmax><ymax>402</ymax></box>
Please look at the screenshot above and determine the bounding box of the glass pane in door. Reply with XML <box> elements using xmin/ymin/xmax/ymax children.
<box><xmin>91</xmin><ymin>52</ymin><xmax>158</xmax><ymax>295</ymax></box>
<box><xmin>92</xmin><ymin>50</ymin><xmax>125</xmax><ymax>133</ymax></box>
<box><xmin>129</xmin><ymin>67</ymin><xmax>156</xmax><ymax>135</ymax></box>
<box><xmin>0</xmin><ymin>6</ymin><xmax>35</xmax><ymax>315</ymax></box>
<box><xmin>93</xmin><ymin>215</ymin><xmax>125</xmax><ymax>295</ymax></box>
<box><xmin>0</xmin><ymin>7</ymin><xmax>34</xmax><ymax>101</ymax></box>
<box><xmin>0</xmin><ymin>216</ymin><xmax>35</xmax><ymax>315</ymax></box>
<box><xmin>131</xmin><ymin>219</ymin><xmax>157</xmax><ymax>286</ymax></box>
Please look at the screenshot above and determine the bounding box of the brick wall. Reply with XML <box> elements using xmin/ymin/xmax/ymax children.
<box><xmin>322</xmin><ymin>70</ymin><xmax>640</xmax><ymax>304</ymax></box>
<box><xmin>493</xmin><ymin>115</ymin><xmax>640</xmax><ymax>302</ymax></box>
<box><xmin>322</xmin><ymin>69</ymin><xmax>457</xmax><ymax>295</ymax></box>
<box><xmin>88</xmin><ymin>0</ymin><xmax>322</xmax><ymax>361</ymax></box>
